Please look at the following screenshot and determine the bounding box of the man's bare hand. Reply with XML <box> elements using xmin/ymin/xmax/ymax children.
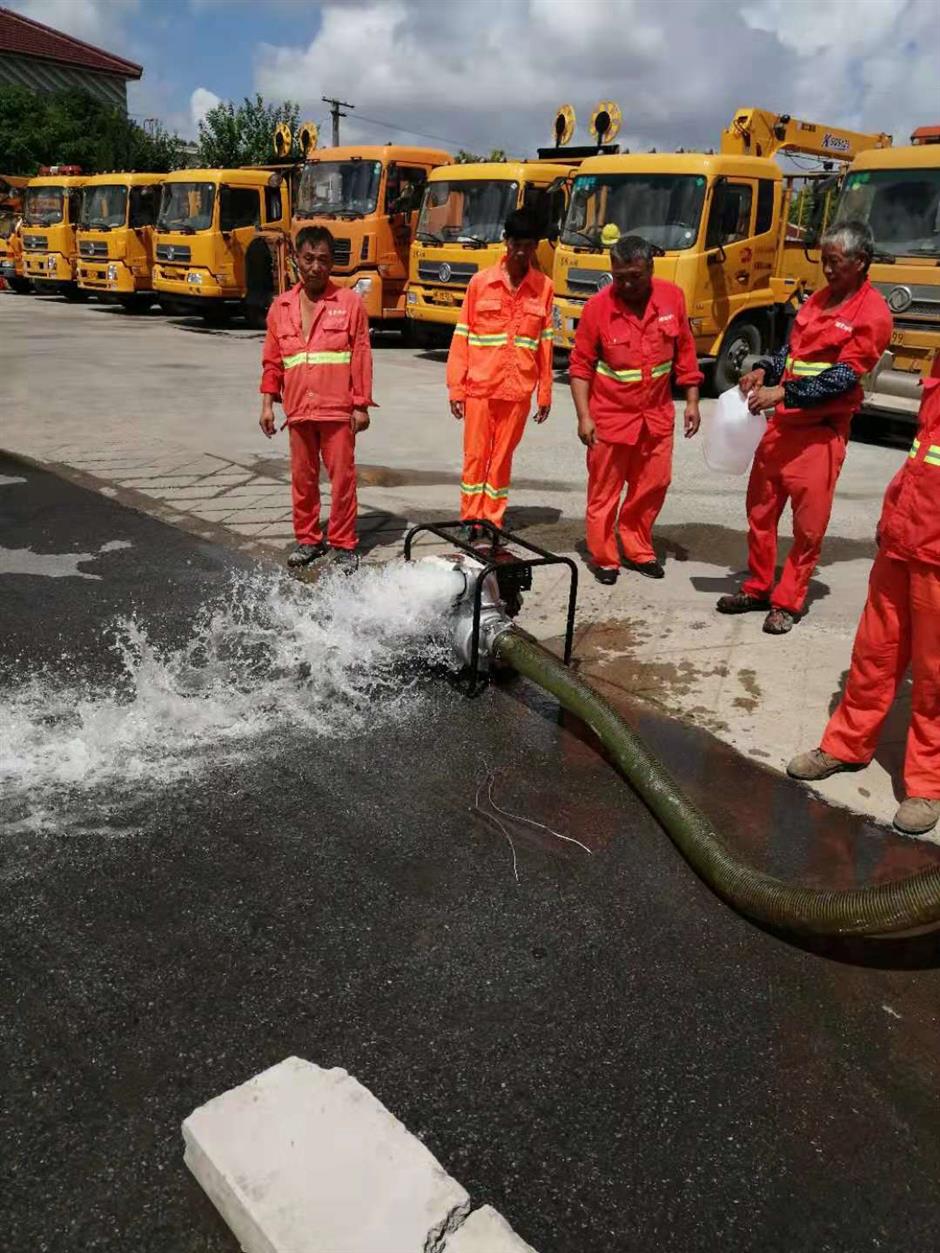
<box><xmin>534</xmin><ymin>405</ymin><xmax>550</xmax><ymax>424</ymax></box>
<box><xmin>578</xmin><ymin>415</ymin><xmax>597</xmax><ymax>447</ymax></box>
<box><xmin>684</xmin><ymin>403</ymin><xmax>701</xmax><ymax>438</ymax></box>
<box><xmin>747</xmin><ymin>384</ymin><xmax>785</xmax><ymax>414</ymax></box>
<box><xmin>259</xmin><ymin>401</ymin><xmax>276</xmax><ymax>438</ymax></box>
<box><xmin>351</xmin><ymin>407</ymin><xmax>370</xmax><ymax>435</ymax></box>
<box><xmin>738</xmin><ymin>368</ymin><xmax>766</xmax><ymax>396</ymax></box>
<box><xmin>450</xmin><ymin>400</ymin><xmax>465</xmax><ymax>421</ymax></box>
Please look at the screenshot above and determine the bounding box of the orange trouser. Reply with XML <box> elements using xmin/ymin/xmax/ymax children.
<box><xmin>586</xmin><ymin>426</ymin><xmax>673</xmax><ymax>567</ymax></box>
<box><xmin>741</xmin><ymin>424</ymin><xmax>847</xmax><ymax>615</ymax></box>
<box><xmin>289</xmin><ymin>419</ymin><xmax>357</xmax><ymax>550</ymax></box>
<box><xmin>821</xmin><ymin>551</ymin><xmax>940</xmax><ymax>798</ymax></box>
<box><xmin>459</xmin><ymin>397</ymin><xmax>531</xmax><ymax>527</ymax></box>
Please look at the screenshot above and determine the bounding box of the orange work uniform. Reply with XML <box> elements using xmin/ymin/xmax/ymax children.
<box><xmin>741</xmin><ymin>280</ymin><xmax>892</xmax><ymax>614</ymax></box>
<box><xmin>569</xmin><ymin>279</ymin><xmax>703</xmax><ymax>567</ymax></box>
<box><xmin>821</xmin><ymin>365</ymin><xmax>940</xmax><ymax>799</ymax></box>
<box><xmin>260</xmin><ymin>281</ymin><xmax>374</xmax><ymax>550</ymax></box>
<box><xmin>446</xmin><ymin>260</ymin><xmax>554</xmax><ymax>527</ymax></box>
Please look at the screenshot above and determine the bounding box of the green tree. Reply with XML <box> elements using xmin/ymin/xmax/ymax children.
<box><xmin>196</xmin><ymin>94</ymin><xmax>301</xmax><ymax>167</ymax></box>
<box><xmin>0</xmin><ymin>84</ymin><xmax>184</xmax><ymax>174</ymax></box>
<box><xmin>454</xmin><ymin>148</ymin><xmax>508</xmax><ymax>164</ymax></box>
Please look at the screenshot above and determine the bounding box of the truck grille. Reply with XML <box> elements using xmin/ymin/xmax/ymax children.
<box><xmin>331</xmin><ymin>237</ymin><xmax>352</xmax><ymax>267</ymax></box>
<box><xmin>417</xmin><ymin>261</ymin><xmax>478</xmax><ymax>286</ymax></box>
<box><xmin>23</xmin><ymin>234</ymin><xmax>46</xmax><ymax>250</ymax></box>
<box><xmin>567</xmin><ymin>266</ymin><xmax>612</xmax><ymax>295</ymax></box>
<box><xmin>873</xmin><ymin>281</ymin><xmax>939</xmax><ymax>321</ymax></box>
<box><xmin>156</xmin><ymin>243</ymin><xmax>192</xmax><ymax>264</ymax></box>
<box><xmin>79</xmin><ymin>240</ymin><xmax>108</xmax><ymax>258</ymax></box>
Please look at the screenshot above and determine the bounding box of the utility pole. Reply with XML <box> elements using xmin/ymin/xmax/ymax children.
<box><xmin>321</xmin><ymin>96</ymin><xmax>355</xmax><ymax>146</ymax></box>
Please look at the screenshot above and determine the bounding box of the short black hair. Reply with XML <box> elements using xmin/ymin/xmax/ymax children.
<box><xmin>503</xmin><ymin>208</ymin><xmax>542</xmax><ymax>241</ymax></box>
<box><xmin>295</xmin><ymin>225</ymin><xmax>334</xmax><ymax>256</ymax></box>
<box><xmin>610</xmin><ymin>235</ymin><xmax>655</xmax><ymax>266</ymax></box>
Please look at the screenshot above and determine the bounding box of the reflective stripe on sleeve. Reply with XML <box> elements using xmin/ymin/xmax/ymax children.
<box><xmin>454</xmin><ymin>323</ymin><xmax>469</xmax><ymax>337</ymax></box>
<box><xmin>925</xmin><ymin>443</ymin><xmax>940</xmax><ymax>468</ymax></box>
<box><xmin>909</xmin><ymin>437</ymin><xmax>921</xmax><ymax>460</ymax></box>
<box><xmin>540</xmin><ymin>328</ymin><xmax>554</xmax><ymax>339</ymax></box>
<box><xmin>786</xmin><ymin>355</ymin><xmax>831</xmax><ymax>377</ymax></box>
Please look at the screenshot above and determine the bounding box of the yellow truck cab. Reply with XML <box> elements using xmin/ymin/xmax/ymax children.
<box><xmin>152</xmin><ymin>167</ymin><xmax>290</xmax><ymax>322</ymax></box>
<box><xmin>834</xmin><ymin>136</ymin><xmax>940</xmax><ymax>420</ymax></box>
<box><xmin>0</xmin><ymin>175</ymin><xmax>29</xmax><ymax>293</ymax></box>
<box><xmin>291</xmin><ymin>145</ymin><xmax>450</xmax><ymax>326</ymax></box>
<box><xmin>552</xmin><ymin>110</ymin><xmax>890</xmax><ymax>390</ymax></box>
<box><xmin>406</xmin><ymin>160</ymin><xmax>571</xmax><ymax>340</ymax></box>
<box><xmin>21</xmin><ymin>168</ymin><xmax>88</xmax><ymax>298</ymax></box>
<box><xmin>77</xmin><ymin>172</ymin><xmax>164</xmax><ymax>310</ymax></box>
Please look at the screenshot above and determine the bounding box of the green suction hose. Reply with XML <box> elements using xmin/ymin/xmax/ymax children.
<box><xmin>495</xmin><ymin>630</ymin><xmax>940</xmax><ymax>937</ymax></box>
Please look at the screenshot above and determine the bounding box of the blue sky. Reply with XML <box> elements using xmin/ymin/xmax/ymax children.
<box><xmin>9</xmin><ymin>0</ymin><xmax>935</xmax><ymax>156</ymax></box>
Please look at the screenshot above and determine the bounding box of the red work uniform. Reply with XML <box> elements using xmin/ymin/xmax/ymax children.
<box><xmin>741</xmin><ymin>280</ymin><xmax>892</xmax><ymax>614</ymax></box>
<box><xmin>570</xmin><ymin>279</ymin><xmax>703</xmax><ymax>568</ymax></box>
<box><xmin>821</xmin><ymin>362</ymin><xmax>940</xmax><ymax>799</ymax></box>
<box><xmin>446</xmin><ymin>259</ymin><xmax>554</xmax><ymax>527</ymax></box>
<box><xmin>260</xmin><ymin>281</ymin><xmax>374</xmax><ymax>551</ymax></box>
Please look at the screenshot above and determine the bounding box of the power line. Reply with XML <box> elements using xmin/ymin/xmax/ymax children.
<box><xmin>350</xmin><ymin>110</ymin><xmax>486</xmax><ymax>153</ymax></box>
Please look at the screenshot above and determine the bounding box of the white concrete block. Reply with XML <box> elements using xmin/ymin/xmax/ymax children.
<box><xmin>442</xmin><ymin>1205</ymin><xmax>538</xmax><ymax>1253</ymax></box>
<box><xmin>183</xmin><ymin>1057</ymin><xmax>471</xmax><ymax>1253</ymax></box>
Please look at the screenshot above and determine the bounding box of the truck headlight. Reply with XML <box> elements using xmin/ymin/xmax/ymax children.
<box><xmin>406</xmin><ymin>290</ymin><xmax>417</xmax><ymax>305</ymax></box>
<box><xmin>46</xmin><ymin>255</ymin><xmax>57</xmax><ymax>273</ymax></box>
<box><xmin>187</xmin><ymin>271</ymin><xmax>204</xmax><ymax>285</ymax></box>
<box><xmin>107</xmin><ymin>263</ymin><xmax>119</xmax><ymax>282</ymax></box>
<box><xmin>353</xmin><ymin>277</ymin><xmax>373</xmax><ymax>295</ymax></box>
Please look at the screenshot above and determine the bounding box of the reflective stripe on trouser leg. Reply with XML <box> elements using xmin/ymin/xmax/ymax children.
<box><xmin>741</xmin><ymin>426</ymin><xmax>790</xmax><ymax>600</ymax></box>
<box><xmin>289</xmin><ymin>422</ymin><xmax>325</xmax><ymax>546</ymax></box>
<box><xmin>617</xmin><ymin>425</ymin><xmax>673</xmax><ymax>564</ymax></box>
<box><xmin>771</xmin><ymin>428</ymin><xmax>847</xmax><ymax>614</ymax></box>
<box><xmin>586</xmin><ymin>439</ymin><xmax>631</xmax><ymax>568</ymax></box>
<box><xmin>318</xmin><ymin>419</ymin><xmax>358</xmax><ymax>550</ymax></box>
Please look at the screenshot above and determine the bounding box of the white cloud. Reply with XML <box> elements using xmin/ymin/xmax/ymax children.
<box><xmin>253</xmin><ymin>0</ymin><xmax>932</xmax><ymax>158</ymax></box>
<box><xmin>190</xmin><ymin>86</ymin><xmax>222</xmax><ymax>132</ymax></box>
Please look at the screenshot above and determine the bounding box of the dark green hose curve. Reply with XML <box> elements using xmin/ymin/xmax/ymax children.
<box><xmin>495</xmin><ymin>630</ymin><xmax>940</xmax><ymax>937</ymax></box>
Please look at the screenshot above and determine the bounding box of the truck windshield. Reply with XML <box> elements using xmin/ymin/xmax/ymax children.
<box><xmin>24</xmin><ymin>186</ymin><xmax>64</xmax><ymax>226</ymax></box>
<box><xmin>157</xmin><ymin>182</ymin><xmax>216</xmax><ymax>233</ymax></box>
<box><xmin>561</xmin><ymin>173</ymin><xmax>706</xmax><ymax>251</ymax></box>
<box><xmin>80</xmin><ymin>184</ymin><xmax>127</xmax><ymax>229</ymax></box>
<box><xmin>836</xmin><ymin>168</ymin><xmax>940</xmax><ymax>258</ymax></box>
<box><xmin>0</xmin><ymin>211</ymin><xmax>15</xmax><ymax>239</ymax></box>
<box><xmin>417</xmin><ymin>179</ymin><xmax>519</xmax><ymax>245</ymax></box>
<box><xmin>296</xmin><ymin>160</ymin><xmax>383</xmax><ymax>218</ymax></box>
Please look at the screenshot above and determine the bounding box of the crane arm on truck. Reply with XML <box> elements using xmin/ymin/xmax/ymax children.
<box><xmin>720</xmin><ymin>109</ymin><xmax>891</xmax><ymax>162</ymax></box>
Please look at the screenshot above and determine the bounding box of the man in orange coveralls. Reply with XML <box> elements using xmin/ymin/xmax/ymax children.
<box><xmin>787</xmin><ymin>354</ymin><xmax>940</xmax><ymax>836</ymax></box>
<box><xmin>718</xmin><ymin>221</ymin><xmax>892</xmax><ymax>633</ymax></box>
<box><xmin>259</xmin><ymin>225</ymin><xmax>374</xmax><ymax>572</ymax></box>
<box><xmin>446</xmin><ymin>208</ymin><xmax>554</xmax><ymax>533</ymax></box>
<box><xmin>569</xmin><ymin>235</ymin><xmax>703</xmax><ymax>585</ymax></box>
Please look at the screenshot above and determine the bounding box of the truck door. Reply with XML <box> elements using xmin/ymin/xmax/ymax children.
<box><xmin>384</xmin><ymin>164</ymin><xmax>428</xmax><ymax>311</ymax></box>
<box><xmin>219</xmin><ymin>184</ymin><xmax>261</xmax><ymax>292</ymax></box>
<box><xmin>702</xmin><ymin>177</ymin><xmax>756</xmax><ymax>330</ymax></box>
<box><xmin>129</xmin><ymin>184</ymin><xmax>159</xmax><ymax>281</ymax></box>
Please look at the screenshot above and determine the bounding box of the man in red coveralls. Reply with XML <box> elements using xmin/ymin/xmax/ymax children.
<box><xmin>259</xmin><ymin>225</ymin><xmax>374</xmax><ymax>572</ymax></box>
<box><xmin>569</xmin><ymin>235</ymin><xmax>703</xmax><ymax>585</ymax></box>
<box><xmin>787</xmin><ymin>355</ymin><xmax>940</xmax><ymax>836</ymax></box>
<box><xmin>718</xmin><ymin>221</ymin><xmax>892</xmax><ymax>633</ymax></box>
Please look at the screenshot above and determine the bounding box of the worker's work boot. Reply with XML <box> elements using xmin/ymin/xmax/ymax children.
<box><xmin>893</xmin><ymin>797</ymin><xmax>940</xmax><ymax>836</ymax></box>
<box><xmin>594</xmin><ymin>566</ymin><xmax>618</xmax><ymax>586</ymax></box>
<box><xmin>287</xmin><ymin>542</ymin><xmax>326</xmax><ymax>568</ymax></box>
<box><xmin>787</xmin><ymin>748</ymin><xmax>862</xmax><ymax>781</ymax></box>
<box><xmin>626</xmin><ymin>559</ymin><xmax>665</xmax><ymax>580</ymax></box>
<box><xmin>716</xmin><ymin>592</ymin><xmax>770</xmax><ymax>614</ymax></box>
<box><xmin>763</xmin><ymin>608</ymin><xmax>796</xmax><ymax>635</ymax></box>
<box><xmin>331</xmin><ymin>547</ymin><xmax>360</xmax><ymax>575</ymax></box>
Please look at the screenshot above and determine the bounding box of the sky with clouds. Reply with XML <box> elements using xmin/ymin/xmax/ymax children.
<box><xmin>7</xmin><ymin>0</ymin><xmax>935</xmax><ymax>155</ymax></box>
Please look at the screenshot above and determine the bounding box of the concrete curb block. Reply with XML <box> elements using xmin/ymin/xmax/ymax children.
<box><xmin>184</xmin><ymin>1057</ymin><xmax>533</xmax><ymax>1253</ymax></box>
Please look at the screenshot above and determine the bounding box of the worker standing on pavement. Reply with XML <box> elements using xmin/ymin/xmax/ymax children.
<box><xmin>569</xmin><ymin>235</ymin><xmax>703</xmax><ymax>585</ymax></box>
<box><xmin>787</xmin><ymin>355</ymin><xmax>940</xmax><ymax>836</ymax></box>
<box><xmin>718</xmin><ymin>221</ymin><xmax>892</xmax><ymax>633</ymax></box>
<box><xmin>259</xmin><ymin>226</ymin><xmax>374</xmax><ymax>573</ymax></box>
<box><xmin>446</xmin><ymin>208</ymin><xmax>554</xmax><ymax>532</ymax></box>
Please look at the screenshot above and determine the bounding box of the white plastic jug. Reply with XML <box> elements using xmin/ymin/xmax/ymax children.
<box><xmin>702</xmin><ymin>386</ymin><xmax>768</xmax><ymax>475</ymax></box>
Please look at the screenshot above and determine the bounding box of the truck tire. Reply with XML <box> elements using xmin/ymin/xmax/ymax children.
<box><xmin>158</xmin><ymin>298</ymin><xmax>189</xmax><ymax>317</ymax></box>
<box><xmin>8</xmin><ymin>277</ymin><xmax>32</xmax><ymax>295</ymax></box>
<box><xmin>62</xmin><ymin>285</ymin><xmax>90</xmax><ymax>303</ymax></box>
<box><xmin>118</xmin><ymin>293</ymin><xmax>155</xmax><ymax>314</ymax></box>
<box><xmin>713</xmin><ymin>320</ymin><xmax>762</xmax><ymax>394</ymax></box>
<box><xmin>245</xmin><ymin>240</ymin><xmax>274</xmax><ymax>329</ymax></box>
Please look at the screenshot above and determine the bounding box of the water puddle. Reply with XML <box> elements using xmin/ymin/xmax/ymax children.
<box><xmin>1</xmin><ymin>560</ymin><xmax>463</xmax><ymax>834</ymax></box>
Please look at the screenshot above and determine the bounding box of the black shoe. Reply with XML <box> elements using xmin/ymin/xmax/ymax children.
<box><xmin>626</xmin><ymin>559</ymin><xmax>665</xmax><ymax>579</ymax></box>
<box><xmin>331</xmin><ymin>547</ymin><xmax>360</xmax><ymax>575</ymax></box>
<box><xmin>287</xmin><ymin>542</ymin><xmax>326</xmax><ymax>568</ymax></box>
<box><xmin>716</xmin><ymin>592</ymin><xmax>770</xmax><ymax>614</ymax></box>
<box><xmin>594</xmin><ymin>566</ymin><xmax>619</xmax><ymax>585</ymax></box>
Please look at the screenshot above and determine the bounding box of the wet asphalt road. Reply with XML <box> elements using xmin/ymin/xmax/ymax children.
<box><xmin>3</xmin><ymin>455</ymin><xmax>940</xmax><ymax>1253</ymax></box>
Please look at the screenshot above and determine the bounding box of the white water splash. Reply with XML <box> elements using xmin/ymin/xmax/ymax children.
<box><xmin>1</xmin><ymin>560</ymin><xmax>464</xmax><ymax>831</ymax></box>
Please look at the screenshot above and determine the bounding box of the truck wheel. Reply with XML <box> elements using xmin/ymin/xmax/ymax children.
<box><xmin>62</xmin><ymin>285</ymin><xmax>91</xmax><ymax>303</ymax></box>
<box><xmin>713</xmin><ymin>320</ymin><xmax>762</xmax><ymax>394</ymax></box>
<box><xmin>118</xmin><ymin>294</ymin><xmax>155</xmax><ymax>314</ymax></box>
<box><xmin>158</xmin><ymin>298</ymin><xmax>189</xmax><ymax>317</ymax></box>
<box><xmin>9</xmin><ymin>277</ymin><xmax>32</xmax><ymax>295</ymax></box>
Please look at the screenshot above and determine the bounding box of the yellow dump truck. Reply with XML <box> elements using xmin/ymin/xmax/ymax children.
<box><xmin>406</xmin><ymin>160</ymin><xmax>572</xmax><ymax>341</ymax></box>
<box><xmin>152</xmin><ymin>166</ymin><xmax>291</xmax><ymax>322</ymax></box>
<box><xmin>0</xmin><ymin>175</ymin><xmax>29</xmax><ymax>293</ymax></box>
<box><xmin>833</xmin><ymin>130</ymin><xmax>940</xmax><ymax>421</ymax></box>
<box><xmin>21</xmin><ymin>167</ymin><xmax>88</xmax><ymax>298</ymax></box>
<box><xmin>552</xmin><ymin>109</ymin><xmax>890</xmax><ymax>390</ymax></box>
<box><xmin>291</xmin><ymin>144</ymin><xmax>451</xmax><ymax>326</ymax></box>
<box><xmin>76</xmin><ymin>171</ymin><xmax>165</xmax><ymax>310</ymax></box>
